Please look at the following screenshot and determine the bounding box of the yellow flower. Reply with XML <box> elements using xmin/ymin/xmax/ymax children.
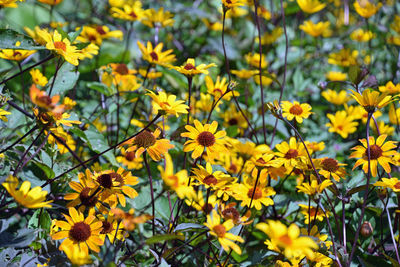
<box><xmin>172</xmin><ymin>58</ymin><xmax>216</xmax><ymax>77</ymax></box>
<box><xmin>254</xmin><ymin>73</ymin><xmax>275</xmax><ymax>86</ymax></box>
<box><xmin>389</xmin><ymin>104</ymin><xmax>400</xmax><ymax>125</ymax></box>
<box><xmin>222</xmin><ymin>103</ymin><xmax>248</xmax><ymax>134</ymax></box>
<box><xmin>137</xmin><ymin>41</ymin><xmax>176</xmax><ymax>67</ymax></box>
<box><xmin>256</xmin><ymin>220</ymin><xmax>318</xmax><ymax>260</ymax></box>
<box><xmin>76</xmin><ymin>25</ymin><xmax>123</xmax><ymax>45</ymax></box>
<box><xmin>245</xmin><ymin>52</ymin><xmax>267</xmax><ymax>68</ymax></box>
<box><xmin>2</xmin><ymin>175</ymin><xmax>53</xmax><ymax>208</ymax></box>
<box><xmin>231</xmin><ymin>69</ymin><xmax>258</xmax><ymax>79</ymax></box>
<box><xmin>37</xmin><ymin>0</ymin><xmax>63</xmax><ymax>5</ymax></box>
<box><xmin>0</xmin><ymin>108</ymin><xmax>11</xmax><ymax>122</ymax></box>
<box><xmin>116</xmin><ymin>146</ymin><xmax>143</xmax><ymax>170</ymax></box>
<box><xmin>202</xmin><ymin>18</ymin><xmax>223</xmax><ymax>31</ymax></box>
<box><xmin>205</xmin><ymin>75</ymin><xmax>239</xmax><ymax>100</ymax></box>
<box><xmin>232</xmin><ymin>177</ymin><xmax>275</xmax><ymax>210</ymax></box>
<box><xmin>354</xmin><ymin>0</ymin><xmax>382</xmax><ymax>18</ymax></box>
<box><xmin>350</xmin><ymin>28</ymin><xmax>375</xmax><ymax>42</ymax></box>
<box><xmin>328</xmin><ymin>48</ymin><xmax>358</xmax><ymax>66</ymax></box>
<box><xmin>51</xmin><ymin>207</ymin><xmax>104</xmax><ymax>255</ymax></box>
<box><xmin>138</xmin><ymin>68</ymin><xmax>162</xmax><ymax>79</ymax></box>
<box><xmin>110</xmin><ymin>2</ymin><xmax>144</xmax><ymax>21</ymax></box>
<box><xmin>350</xmin><ymin>89</ymin><xmax>393</xmax><ymax>112</ymax></box>
<box><xmin>350</xmin><ymin>134</ymin><xmax>397</xmax><ymax>177</ymax></box>
<box><xmin>299</xmin><ymin>20</ymin><xmax>331</xmax><ymax>37</ymax></box>
<box><xmin>110</xmin><ymin>208</ymin><xmax>151</xmax><ymax>231</ymax></box>
<box><xmin>316</xmin><ymin>157</ymin><xmax>347</xmax><ymax>181</ymax></box>
<box><xmin>158</xmin><ymin>153</ymin><xmax>195</xmax><ymax>200</ymax></box>
<box><xmin>46</xmin><ymin>126</ymin><xmax>76</xmax><ymax>154</ymax></box>
<box><xmin>98</xmin><ymin>215</ymin><xmax>126</xmax><ymax>243</ymax></box>
<box><xmin>257</xmin><ymin>27</ymin><xmax>283</xmax><ymax>45</ymax></box>
<box><xmin>29</xmin><ymin>84</ymin><xmax>59</xmax><ymax>110</ymax></box>
<box><xmin>298</xmin><ymin>204</ymin><xmax>330</xmax><ymax>224</ymax></box>
<box><xmin>281</xmin><ymin>101</ymin><xmax>312</xmax><ymax>123</ymax></box>
<box><xmin>192</xmin><ymin>162</ymin><xmax>235</xmax><ymax>191</ymax></box>
<box><xmin>147</xmin><ymin>89</ymin><xmax>188</xmax><ymax>117</ymax></box>
<box><xmin>374</xmin><ymin>177</ymin><xmax>400</xmax><ymax>193</ymax></box>
<box><xmin>371</xmin><ymin>120</ymin><xmax>394</xmax><ymax>136</ymax></box>
<box><xmin>30</xmin><ymin>69</ymin><xmax>48</xmax><ymax>87</ymax></box>
<box><xmin>321</xmin><ymin>89</ymin><xmax>350</xmax><ymax>105</ymax></box>
<box><xmin>296</xmin><ymin>0</ymin><xmax>326</xmax><ymax>13</ymax></box>
<box><xmin>33</xmin><ymin>108</ymin><xmax>81</xmax><ymax>127</ymax></box>
<box><xmin>181</xmin><ymin>120</ymin><xmax>228</xmax><ymax>161</ymax></box>
<box><xmin>0</xmin><ymin>41</ymin><xmax>36</xmax><ymax>61</ymax></box>
<box><xmin>204</xmin><ymin>210</ymin><xmax>244</xmax><ymax>254</ymax></box>
<box><xmin>275</xmin><ymin>137</ymin><xmax>307</xmax><ymax>170</ymax></box>
<box><xmin>142</xmin><ymin>7</ymin><xmax>174</xmax><ymax>28</ymax></box>
<box><xmin>186</xmin><ymin>189</ymin><xmax>219</xmax><ymax>213</ymax></box>
<box><xmin>222</xmin><ymin>0</ymin><xmax>245</xmax><ymax>9</ymax></box>
<box><xmin>379</xmin><ymin>81</ymin><xmax>400</xmax><ymax>94</ymax></box>
<box><xmin>296</xmin><ymin>177</ymin><xmax>333</xmax><ymax>195</ymax></box>
<box><xmin>325</xmin><ymin>71</ymin><xmax>347</xmax><ymax>81</ymax></box>
<box><xmin>37</xmin><ymin>29</ymin><xmax>81</xmax><ymax>66</ymax></box>
<box><xmin>62</xmin><ymin>243</ymin><xmax>92</xmax><ymax>265</ymax></box>
<box><xmin>326</xmin><ymin>110</ymin><xmax>358</xmax><ymax>138</ymax></box>
<box><xmin>0</xmin><ymin>0</ymin><xmax>24</xmax><ymax>8</ymax></box>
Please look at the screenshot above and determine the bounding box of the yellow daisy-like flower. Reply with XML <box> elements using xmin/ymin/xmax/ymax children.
<box><xmin>110</xmin><ymin>2</ymin><xmax>144</xmax><ymax>21</ymax></box>
<box><xmin>222</xmin><ymin>0</ymin><xmax>245</xmax><ymax>9</ymax></box>
<box><xmin>231</xmin><ymin>69</ymin><xmax>258</xmax><ymax>79</ymax></box>
<box><xmin>111</xmin><ymin>208</ymin><xmax>151</xmax><ymax>231</ymax></box>
<box><xmin>257</xmin><ymin>220</ymin><xmax>318</xmax><ymax>260</ymax></box>
<box><xmin>296</xmin><ymin>177</ymin><xmax>333</xmax><ymax>195</ymax></box>
<box><xmin>181</xmin><ymin>120</ymin><xmax>228</xmax><ymax>161</ymax></box>
<box><xmin>98</xmin><ymin>215</ymin><xmax>126</xmax><ymax>243</ymax></box>
<box><xmin>116</xmin><ymin>146</ymin><xmax>143</xmax><ymax>170</ymax></box>
<box><xmin>296</xmin><ymin>0</ymin><xmax>326</xmax><ymax>13</ymax></box>
<box><xmin>350</xmin><ymin>89</ymin><xmax>393</xmax><ymax>113</ymax></box>
<box><xmin>350</xmin><ymin>28</ymin><xmax>375</xmax><ymax>42</ymax></box>
<box><xmin>141</xmin><ymin>7</ymin><xmax>175</xmax><ymax>28</ymax></box>
<box><xmin>232</xmin><ymin>176</ymin><xmax>275</xmax><ymax>210</ymax></box>
<box><xmin>374</xmin><ymin>177</ymin><xmax>400</xmax><ymax>193</ymax></box>
<box><xmin>379</xmin><ymin>81</ymin><xmax>400</xmax><ymax>95</ymax></box>
<box><xmin>321</xmin><ymin>89</ymin><xmax>351</xmax><ymax>105</ymax></box>
<box><xmin>299</xmin><ymin>20</ymin><xmax>331</xmax><ymax>37</ymax></box>
<box><xmin>52</xmin><ymin>207</ymin><xmax>104</xmax><ymax>255</ymax></box>
<box><xmin>147</xmin><ymin>89</ymin><xmax>188</xmax><ymax>117</ymax></box>
<box><xmin>191</xmin><ymin>162</ymin><xmax>235</xmax><ymax>191</ymax></box>
<box><xmin>46</xmin><ymin>126</ymin><xmax>76</xmax><ymax>154</ymax></box>
<box><xmin>2</xmin><ymin>175</ymin><xmax>53</xmax><ymax>209</ymax></box>
<box><xmin>389</xmin><ymin>104</ymin><xmax>400</xmax><ymax>125</ymax></box>
<box><xmin>298</xmin><ymin>204</ymin><xmax>330</xmax><ymax>224</ymax></box>
<box><xmin>76</xmin><ymin>25</ymin><xmax>123</xmax><ymax>45</ymax></box>
<box><xmin>325</xmin><ymin>71</ymin><xmax>347</xmax><ymax>81</ymax></box>
<box><xmin>354</xmin><ymin>0</ymin><xmax>382</xmax><ymax>18</ymax></box>
<box><xmin>0</xmin><ymin>0</ymin><xmax>23</xmax><ymax>8</ymax></box>
<box><xmin>62</xmin><ymin>243</ymin><xmax>92</xmax><ymax>265</ymax></box>
<box><xmin>204</xmin><ymin>210</ymin><xmax>244</xmax><ymax>254</ymax></box>
<box><xmin>245</xmin><ymin>52</ymin><xmax>267</xmax><ymax>69</ymax></box>
<box><xmin>29</xmin><ymin>84</ymin><xmax>59</xmax><ymax>110</ymax></box>
<box><xmin>281</xmin><ymin>101</ymin><xmax>312</xmax><ymax>123</ymax></box>
<box><xmin>0</xmin><ymin>108</ymin><xmax>11</xmax><ymax>122</ymax></box>
<box><xmin>186</xmin><ymin>190</ymin><xmax>219</xmax><ymax>214</ymax></box>
<box><xmin>316</xmin><ymin>157</ymin><xmax>347</xmax><ymax>182</ymax></box>
<box><xmin>0</xmin><ymin>47</ymin><xmax>36</xmax><ymax>61</ymax></box>
<box><xmin>37</xmin><ymin>0</ymin><xmax>63</xmax><ymax>5</ymax></box>
<box><xmin>275</xmin><ymin>137</ymin><xmax>307</xmax><ymax>171</ymax></box>
<box><xmin>328</xmin><ymin>48</ymin><xmax>358</xmax><ymax>67</ymax></box>
<box><xmin>37</xmin><ymin>29</ymin><xmax>81</xmax><ymax>66</ymax></box>
<box><xmin>205</xmin><ymin>75</ymin><xmax>239</xmax><ymax>100</ymax></box>
<box><xmin>172</xmin><ymin>58</ymin><xmax>216</xmax><ymax>77</ymax></box>
<box><xmin>30</xmin><ymin>69</ymin><xmax>48</xmax><ymax>87</ymax></box>
<box><xmin>350</xmin><ymin>134</ymin><xmax>397</xmax><ymax>177</ymax></box>
<box><xmin>137</xmin><ymin>41</ymin><xmax>176</xmax><ymax>67</ymax></box>
<box><xmin>326</xmin><ymin>110</ymin><xmax>358</xmax><ymax>139</ymax></box>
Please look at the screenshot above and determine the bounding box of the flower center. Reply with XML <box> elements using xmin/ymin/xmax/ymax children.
<box><xmin>13</xmin><ymin>51</ymin><xmax>22</xmax><ymax>57</ymax></box>
<box><xmin>69</xmin><ymin>222</ymin><xmax>91</xmax><ymax>242</ymax></box>
<box><xmin>54</xmin><ymin>41</ymin><xmax>67</xmax><ymax>52</ymax></box>
<box><xmin>321</xmin><ymin>158</ymin><xmax>339</xmax><ymax>172</ymax></box>
<box><xmin>247</xmin><ymin>187</ymin><xmax>262</xmax><ymax>200</ymax></box>
<box><xmin>228</xmin><ymin>118</ymin><xmax>238</xmax><ymax>125</ymax></box>
<box><xmin>125</xmin><ymin>151</ymin><xmax>136</xmax><ymax>161</ymax></box>
<box><xmin>197</xmin><ymin>131</ymin><xmax>216</xmax><ymax>147</ymax></box>
<box><xmin>203</xmin><ymin>175</ymin><xmax>218</xmax><ymax>186</ymax></box>
<box><xmin>229</xmin><ymin>163</ymin><xmax>238</xmax><ymax>173</ymax></box>
<box><xmin>278</xmin><ymin>234</ymin><xmax>293</xmax><ymax>246</ymax></box>
<box><xmin>285</xmin><ymin>149</ymin><xmax>298</xmax><ymax>159</ymax></box>
<box><xmin>256</xmin><ymin>157</ymin><xmax>267</xmax><ymax>164</ymax></box>
<box><xmin>100</xmin><ymin>221</ymin><xmax>113</xmax><ymax>234</ymax></box>
<box><xmin>150</xmin><ymin>51</ymin><xmax>159</xmax><ymax>61</ymax></box>
<box><xmin>202</xmin><ymin>203</ymin><xmax>213</xmax><ymax>214</ymax></box>
<box><xmin>368</xmin><ymin>144</ymin><xmax>383</xmax><ymax>160</ymax></box>
<box><xmin>129</xmin><ymin>11</ymin><xmax>137</xmax><ymax>18</ymax></box>
<box><xmin>37</xmin><ymin>95</ymin><xmax>52</xmax><ymax>106</ymax></box>
<box><xmin>289</xmin><ymin>104</ymin><xmax>303</xmax><ymax>115</ymax></box>
<box><xmin>96</xmin><ymin>26</ymin><xmax>106</xmax><ymax>35</ymax></box>
<box><xmin>79</xmin><ymin>187</ymin><xmax>98</xmax><ymax>207</ymax></box>
<box><xmin>394</xmin><ymin>182</ymin><xmax>400</xmax><ymax>190</ymax></box>
<box><xmin>222</xmin><ymin>207</ymin><xmax>240</xmax><ymax>222</ymax></box>
<box><xmin>184</xmin><ymin>63</ymin><xmax>196</xmax><ymax>70</ymax></box>
<box><xmin>134</xmin><ymin>130</ymin><xmax>156</xmax><ymax>148</ymax></box>
<box><xmin>97</xmin><ymin>173</ymin><xmax>113</xmax><ymax>188</ymax></box>
<box><xmin>212</xmin><ymin>224</ymin><xmax>226</xmax><ymax>238</ymax></box>
<box><xmin>115</xmin><ymin>63</ymin><xmax>129</xmax><ymax>75</ymax></box>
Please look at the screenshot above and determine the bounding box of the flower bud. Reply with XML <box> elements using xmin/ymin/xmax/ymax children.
<box><xmin>361</xmin><ymin>221</ymin><xmax>373</xmax><ymax>237</ymax></box>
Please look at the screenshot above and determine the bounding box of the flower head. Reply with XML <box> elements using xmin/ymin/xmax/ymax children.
<box><xmin>110</xmin><ymin>2</ymin><xmax>144</xmax><ymax>21</ymax></box>
<box><xmin>350</xmin><ymin>89</ymin><xmax>394</xmax><ymax>112</ymax></box>
<box><xmin>354</xmin><ymin>0</ymin><xmax>382</xmax><ymax>18</ymax></box>
<box><xmin>142</xmin><ymin>7</ymin><xmax>174</xmax><ymax>28</ymax></box>
<box><xmin>299</xmin><ymin>20</ymin><xmax>331</xmax><ymax>37</ymax></box>
<box><xmin>326</xmin><ymin>110</ymin><xmax>358</xmax><ymax>139</ymax></box>
<box><xmin>281</xmin><ymin>101</ymin><xmax>312</xmax><ymax>123</ymax></box>
<box><xmin>0</xmin><ymin>108</ymin><xmax>11</xmax><ymax>122</ymax></box>
<box><xmin>172</xmin><ymin>58</ymin><xmax>216</xmax><ymax>77</ymax></box>
<box><xmin>297</xmin><ymin>0</ymin><xmax>326</xmax><ymax>13</ymax></box>
<box><xmin>147</xmin><ymin>89</ymin><xmax>188</xmax><ymax>117</ymax></box>
<box><xmin>137</xmin><ymin>41</ymin><xmax>176</xmax><ymax>66</ymax></box>
<box><xmin>374</xmin><ymin>177</ymin><xmax>400</xmax><ymax>193</ymax></box>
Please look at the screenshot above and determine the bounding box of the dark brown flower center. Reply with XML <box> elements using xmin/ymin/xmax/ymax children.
<box><xmin>321</xmin><ymin>158</ymin><xmax>339</xmax><ymax>172</ymax></box>
<box><xmin>134</xmin><ymin>130</ymin><xmax>156</xmax><ymax>148</ymax></box>
<box><xmin>289</xmin><ymin>104</ymin><xmax>303</xmax><ymax>115</ymax></box>
<box><xmin>69</xmin><ymin>222</ymin><xmax>91</xmax><ymax>242</ymax></box>
<box><xmin>222</xmin><ymin>207</ymin><xmax>240</xmax><ymax>222</ymax></box>
<box><xmin>115</xmin><ymin>63</ymin><xmax>129</xmax><ymax>75</ymax></box>
<box><xmin>79</xmin><ymin>187</ymin><xmax>98</xmax><ymax>207</ymax></box>
<box><xmin>368</xmin><ymin>144</ymin><xmax>383</xmax><ymax>160</ymax></box>
<box><xmin>395</xmin><ymin>182</ymin><xmax>400</xmax><ymax>190</ymax></box>
<box><xmin>247</xmin><ymin>187</ymin><xmax>262</xmax><ymax>200</ymax></box>
<box><xmin>197</xmin><ymin>131</ymin><xmax>215</xmax><ymax>147</ymax></box>
<box><xmin>203</xmin><ymin>175</ymin><xmax>218</xmax><ymax>186</ymax></box>
<box><xmin>285</xmin><ymin>149</ymin><xmax>298</xmax><ymax>159</ymax></box>
<box><xmin>54</xmin><ymin>41</ymin><xmax>67</xmax><ymax>52</ymax></box>
<box><xmin>202</xmin><ymin>203</ymin><xmax>213</xmax><ymax>214</ymax></box>
<box><xmin>13</xmin><ymin>51</ymin><xmax>22</xmax><ymax>57</ymax></box>
<box><xmin>256</xmin><ymin>157</ymin><xmax>267</xmax><ymax>164</ymax></box>
<box><xmin>97</xmin><ymin>173</ymin><xmax>113</xmax><ymax>188</ymax></box>
<box><xmin>129</xmin><ymin>11</ymin><xmax>137</xmax><ymax>18</ymax></box>
<box><xmin>228</xmin><ymin>118</ymin><xmax>238</xmax><ymax>125</ymax></box>
<box><xmin>212</xmin><ymin>224</ymin><xmax>226</xmax><ymax>237</ymax></box>
<box><xmin>184</xmin><ymin>63</ymin><xmax>196</xmax><ymax>70</ymax></box>
<box><xmin>37</xmin><ymin>95</ymin><xmax>52</xmax><ymax>106</ymax></box>
<box><xmin>229</xmin><ymin>163</ymin><xmax>238</xmax><ymax>173</ymax></box>
<box><xmin>100</xmin><ymin>221</ymin><xmax>113</xmax><ymax>234</ymax></box>
<box><xmin>150</xmin><ymin>51</ymin><xmax>158</xmax><ymax>61</ymax></box>
<box><xmin>125</xmin><ymin>151</ymin><xmax>136</xmax><ymax>161</ymax></box>
<box><xmin>96</xmin><ymin>26</ymin><xmax>106</xmax><ymax>35</ymax></box>
<box><xmin>110</xmin><ymin>172</ymin><xmax>123</xmax><ymax>184</ymax></box>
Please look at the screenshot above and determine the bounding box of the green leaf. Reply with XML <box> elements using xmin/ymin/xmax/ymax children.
<box><xmin>174</xmin><ymin>223</ymin><xmax>206</xmax><ymax>232</ymax></box>
<box><xmin>33</xmin><ymin>161</ymin><xmax>55</xmax><ymax>179</ymax></box>
<box><xmin>87</xmin><ymin>82</ymin><xmax>113</xmax><ymax>96</ymax></box>
<box><xmin>47</xmin><ymin>62</ymin><xmax>79</xmax><ymax>95</ymax></box>
<box><xmin>348</xmin><ymin>65</ymin><xmax>361</xmax><ymax>84</ymax></box>
<box><xmin>0</xmin><ymin>29</ymin><xmax>45</xmax><ymax>50</ymax></box>
<box><xmin>68</xmin><ymin>27</ymin><xmax>83</xmax><ymax>42</ymax></box>
<box><xmin>85</xmin><ymin>127</ymin><xmax>117</xmax><ymax>165</ymax></box>
<box><xmin>0</xmin><ymin>219</ymin><xmax>36</xmax><ymax>248</ymax></box>
<box><xmin>145</xmin><ymin>234</ymin><xmax>185</xmax><ymax>245</ymax></box>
